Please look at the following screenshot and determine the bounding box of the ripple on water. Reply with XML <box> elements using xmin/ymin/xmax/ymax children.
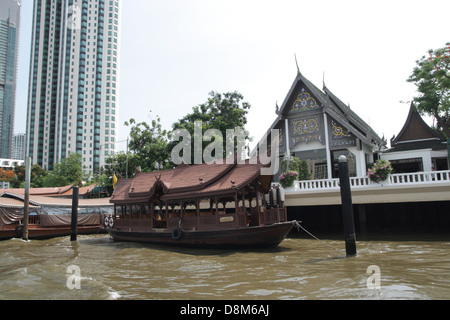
<box><xmin>1</xmin><ymin>234</ymin><xmax>450</xmax><ymax>299</ymax></box>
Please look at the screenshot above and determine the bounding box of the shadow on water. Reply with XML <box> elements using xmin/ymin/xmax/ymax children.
<box><xmin>77</xmin><ymin>234</ymin><xmax>293</xmax><ymax>257</ymax></box>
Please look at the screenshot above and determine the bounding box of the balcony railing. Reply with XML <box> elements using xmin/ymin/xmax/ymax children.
<box><xmin>283</xmin><ymin>170</ymin><xmax>450</xmax><ymax>192</ymax></box>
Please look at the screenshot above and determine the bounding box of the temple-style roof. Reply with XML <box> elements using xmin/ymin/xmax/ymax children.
<box><xmin>110</xmin><ymin>157</ymin><xmax>271</xmax><ymax>204</ymax></box>
<box><xmin>264</xmin><ymin>70</ymin><xmax>385</xmax><ymax>149</ymax></box>
<box><xmin>386</xmin><ymin>103</ymin><xmax>446</xmax><ymax>153</ymax></box>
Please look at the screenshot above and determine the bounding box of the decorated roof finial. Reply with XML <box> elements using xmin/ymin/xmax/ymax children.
<box><xmin>294</xmin><ymin>53</ymin><xmax>300</xmax><ymax>74</ymax></box>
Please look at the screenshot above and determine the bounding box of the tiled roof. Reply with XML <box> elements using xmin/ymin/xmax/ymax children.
<box><xmin>0</xmin><ymin>192</ymin><xmax>113</xmax><ymax>208</ymax></box>
<box><xmin>0</xmin><ymin>184</ymin><xmax>98</xmax><ymax>197</ymax></box>
<box><xmin>110</xmin><ymin>157</ymin><xmax>271</xmax><ymax>204</ymax></box>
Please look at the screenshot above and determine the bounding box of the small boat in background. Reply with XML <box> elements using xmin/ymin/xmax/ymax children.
<box><xmin>0</xmin><ymin>193</ymin><xmax>113</xmax><ymax>240</ymax></box>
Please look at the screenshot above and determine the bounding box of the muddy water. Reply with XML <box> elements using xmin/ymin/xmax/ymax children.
<box><xmin>1</xmin><ymin>233</ymin><xmax>449</xmax><ymax>300</ymax></box>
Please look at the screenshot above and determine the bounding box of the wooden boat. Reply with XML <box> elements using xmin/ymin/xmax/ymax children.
<box><xmin>105</xmin><ymin>157</ymin><xmax>295</xmax><ymax>249</ymax></box>
<box><xmin>0</xmin><ymin>194</ymin><xmax>113</xmax><ymax>240</ymax></box>
<box><xmin>12</xmin><ymin>224</ymin><xmax>103</xmax><ymax>240</ymax></box>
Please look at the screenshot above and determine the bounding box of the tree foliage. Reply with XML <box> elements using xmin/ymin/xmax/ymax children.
<box><xmin>106</xmin><ymin>91</ymin><xmax>252</xmax><ymax>176</ymax></box>
<box><xmin>13</xmin><ymin>164</ymin><xmax>47</xmax><ymax>188</ymax></box>
<box><xmin>42</xmin><ymin>153</ymin><xmax>83</xmax><ymax>187</ymax></box>
<box><xmin>408</xmin><ymin>42</ymin><xmax>450</xmax><ymax>137</ymax></box>
<box><xmin>124</xmin><ymin>113</ymin><xmax>171</xmax><ymax>172</ymax></box>
<box><xmin>0</xmin><ymin>168</ymin><xmax>15</xmax><ymax>183</ymax></box>
<box><xmin>170</xmin><ymin>91</ymin><xmax>251</xmax><ymax>162</ymax></box>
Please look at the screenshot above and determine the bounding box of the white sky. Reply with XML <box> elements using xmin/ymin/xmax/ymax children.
<box><xmin>14</xmin><ymin>0</ymin><xmax>450</xmax><ymax>152</ymax></box>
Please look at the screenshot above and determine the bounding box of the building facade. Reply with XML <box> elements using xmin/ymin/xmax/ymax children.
<box><xmin>0</xmin><ymin>0</ymin><xmax>21</xmax><ymax>159</ymax></box>
<box><xmin>257</xmin><ymin>70</ymin><xmax>385</xmax><ymax>180</ymax></box>
<box><xmin>26</xmin><ymin>0</ymin><xmax>121</xmax><ymax>173</ymax></box>
<box><xmin>12</xmin><ymin>132</ymin><xmax>26</xmax><ymax>160</ymax></box>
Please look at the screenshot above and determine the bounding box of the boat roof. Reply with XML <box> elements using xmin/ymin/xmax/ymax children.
<box><xmin>0</xmin><ymin>192</ymin><xmax>113</xmax><ymax>208</ymax></box>
<box><xmin>110</xmin><ymin>156</ymin><xmax>272</xmax><ymax>204</ymax></box>
<box><xmin>0</xmin><ymin>183</ymin><xmax>98</xmax><ymax>197</ymax></box>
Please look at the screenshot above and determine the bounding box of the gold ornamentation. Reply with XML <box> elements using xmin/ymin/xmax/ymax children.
<box><xmin>293</xmin><ymin>119</ymin><xmax>319</xmax><ymax>135</ymax></box>
<box><xmin>291</xmin><ymin>89</ymin><xmax>319</xmax><ymax>112</ymax></box>
<box><xmin>331</xmin><ymin>120</ymin><xmax>349</xmax><ymax>137</ymax></box>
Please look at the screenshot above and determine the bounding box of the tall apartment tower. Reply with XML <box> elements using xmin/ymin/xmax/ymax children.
<box><xmin>26</xmin><ymin>0</ymin><xmax>120</xmax><ymax>173</ymax></box>
<box><xmin>0</xmin><ymin>0</ymin><xmax>21</xmax><ymax>159</ymax></box>
<box><xmin>12</xmin><ymin>132</ymin><xmax>26</xmax><ymax>160</ymax></box>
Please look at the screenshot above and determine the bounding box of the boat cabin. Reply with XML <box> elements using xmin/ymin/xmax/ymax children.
<box><xmin>109</xmin><ymin>158</ymin><xmax>288</xmax><ymax>233</ymax></box>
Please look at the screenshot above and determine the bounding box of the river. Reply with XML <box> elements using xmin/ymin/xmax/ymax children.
<box><xmin>1</xmin><ymin>232</ymin><xmax>449</xmax><ymax>300</ymax></box>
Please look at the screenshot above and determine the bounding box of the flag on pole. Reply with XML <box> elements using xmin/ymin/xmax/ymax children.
<box><xmin>113</xmin><ymin>173</ymin><xmax>118</xmax><ymax>189</ymax></box>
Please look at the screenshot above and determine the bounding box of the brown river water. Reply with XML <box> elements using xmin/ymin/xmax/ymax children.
<box><xmin>1</xmin><ymin>232</ymin><xmax>449</xmax><ymax>300</ymax></box>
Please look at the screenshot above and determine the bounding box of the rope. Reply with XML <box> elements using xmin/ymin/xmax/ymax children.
<box><xmin>292</xmin><ymin>220</ymin><xmax>344</xmax><ymax>256</ymax></box>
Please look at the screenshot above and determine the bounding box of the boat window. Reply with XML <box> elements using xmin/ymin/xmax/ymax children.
<box><xmin>217</xmin><ymin>200</ymin><xmax>225</xmax><ymax>214</ymax></box>
<box><xmin>199</xmin><ymin>199</ymin><xmax>214</xmax><ymax>216</ymax></box>
<box><xmin>141</xmin><ymin>205</ymin><xmax>150</xmax><ymax>218</ymax></box>
<box><xmin>217</xmin><ymin>196</ymin><xmax>236</xmax><ymax>214</ymax></box>
<box><xmin>184</xmin><ymin>201</ymin><xmax>197</xmax><ymax>217</ymax></box>
<box><xmin>131</xmin><ymin>205</ymin><xmax>140</xmax><ymax>214</ymax></box>
<box><xmin>167</xmin><ymin>202</ymin><xmax>181</xmax><ymax>218</ymax></box>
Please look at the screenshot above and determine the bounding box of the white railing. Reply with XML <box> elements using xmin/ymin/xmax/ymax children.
<box><xmin>390</xmin><ymin>170</ymin><xmax>450</xmax><ymax>185</ymax></box>
<box><xmin>283</xmin><ymin>170</ymin><xmax>450</xmax><ymax>192</ymax></box>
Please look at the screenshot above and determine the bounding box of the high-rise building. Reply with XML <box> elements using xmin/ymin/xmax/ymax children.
<box><xmin>12</xmin><ymin>132</ymin><xmax>26</xmax><ymax>160</ymax></box>
<box><xmin>26</xmin><ymin>0</ymin><xmax>120</xmax><ymax>173</ymax></box>
<box><xmin>0</xmin><ymin>0</ymin><xmax>21</xmax><ymax>159</ymax></box>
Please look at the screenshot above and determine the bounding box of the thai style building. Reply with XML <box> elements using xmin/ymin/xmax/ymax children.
<box><xmin>258</xmin><ymin>70</ymin><xmax>385</xmax><ymax>181</ymax></box>
<box><xmin>381</xmin><ymin>103</ymin><xmax>448</xmax><ymax>173</ymax></box>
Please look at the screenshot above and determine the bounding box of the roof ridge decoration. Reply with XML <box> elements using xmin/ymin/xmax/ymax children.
<box><xmin>294</xmin><ymin>53</ymin><xmax>301</xmax><ymax>74</ymax></box>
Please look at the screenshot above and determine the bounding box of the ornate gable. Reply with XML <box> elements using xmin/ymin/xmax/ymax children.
<box><xmin>290</xmin><ymin>88</ymin><xmax>322</xmax><ymax>113</ymax></box>
<box><xmin>266</xmin><ymin>71</ymin><xmax>385</xmax><ymax>156</ymax></box>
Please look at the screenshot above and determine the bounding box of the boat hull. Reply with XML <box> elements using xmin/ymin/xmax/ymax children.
<box><xmin>26</xmin><ymin>225</ymin><xmax>104</xmax><ymax>240</ymax></box>
<box><xmin>0</xmin><ymin>225</ymin><xmax>104</xmax><ymax>241</ymax></box>
<box><xmin>106</xmin><ymin>221</ymin><xmax>295</xmax><ymax>249</ymax></box>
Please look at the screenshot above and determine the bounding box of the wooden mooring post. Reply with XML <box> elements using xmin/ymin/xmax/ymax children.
<box><xmin>70</xmin><ymin>186</ymin><xmax>79</xmax><ymax>241</ymax></box>
<box><xmin>22</xmin><ymin>157</ymin><xmax>31</xmax><ymax>241</ymax></box>
<box><xmin>338</xmin><ymin>156</ymin><xmax>357</xmax><ymax>256</ymax></box>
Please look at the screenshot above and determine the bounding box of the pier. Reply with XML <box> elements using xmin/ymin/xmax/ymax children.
<box><xmin>284</xmin><ymin>170</ymin><xmax>450</xmax><ymax>234</ymax></box>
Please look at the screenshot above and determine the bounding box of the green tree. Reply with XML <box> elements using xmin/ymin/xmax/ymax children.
<box><xmin>124</xmin><ymin>112</ymin><xmax>171</xmax><ymax>172</ymax></box>
<box><xmin>42</xmin><ymin>153</ymin><xmax>83</xmax><ymax>187</ymax></box>
<box><xmin>13</xmin><ymin>164</ymin><xmax>47</xmax><ymax>188</ymax></box>
<box><xmin>170</xmin><ymin>91</ymin><xmax>251</xmax><ymax>163</ymax></box>
<box><xmin>408</xmin><ymin>42</ymin><xmax>450</xmax><ymax>137</ymax></box>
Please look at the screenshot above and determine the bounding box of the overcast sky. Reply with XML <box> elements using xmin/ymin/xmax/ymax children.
<box><xmin>14</xmin><ymin>0</ymin><xmax>450</xmax><ymax>151</ymax></box>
